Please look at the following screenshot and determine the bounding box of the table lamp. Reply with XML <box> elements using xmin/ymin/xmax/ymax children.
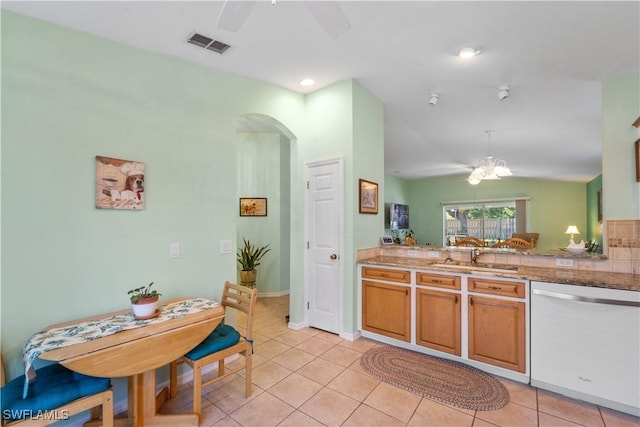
<box><xmin>565</xmin><ymin>225</ymin><xmax>580</xmax><ymax>244</ymax></box>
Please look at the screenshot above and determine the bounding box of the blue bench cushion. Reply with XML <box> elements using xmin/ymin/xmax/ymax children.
<box><xmin>1</xmin><ymin>363</ymin><xmax>110</xmax><ymax>422</ymax></box>
<box><xmin>185</xmin><ymin>323</ymin><xmax>241</xmax><ymax>361</ymax></box>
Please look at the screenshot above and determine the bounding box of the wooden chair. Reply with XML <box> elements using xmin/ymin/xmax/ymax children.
<box><xmin>511</xmin><ymin>232</ymin><xmax>539</xmax><ymax>248</ymax></box>
<box><xmin>492</xmin><ymin>237</ymin><xmax>533</xmax><ymax>249</ymax></box>
<box><xmin>455</xmin><ymin>237</ymin><xmax>485</xmax><ymax>247</ymax></box>
<box><xmin>169</xmin><ymin>281</ymin><xmax>257</xmax><ymax>420</ymax></box>
<box><xmin>1</xmin><ymin>353</ymin><xmax>113</xmax><ymax>426</ymax></box>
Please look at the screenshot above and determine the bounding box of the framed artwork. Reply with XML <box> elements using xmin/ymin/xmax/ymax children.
<box><xmin>240</xmin><ymin>198</ymin><xmax>267</xmax><ymax>216</ymax></box>
<box><xmin>636</xmin><ymin>139</ymin><xmax>640</xmax><ymax>182</ymax></box>
<box><xmin>597</xmin><ymin>189</ymin><xmax>603</xmax><ymax>223</ymax></box>
<box><xmin>359</xmin><ymin>179</ymin><xmax>378</xmax><ymax>214</ymax></box>
<box><xmin>96</xmin><ymin>156</ymin><xmax>145</xmax><ymax>210</ymax></box>
<box><xmin>381</xmin><ymin>236</ymin><xmax>394</xmax><ymax>245</ymax></box>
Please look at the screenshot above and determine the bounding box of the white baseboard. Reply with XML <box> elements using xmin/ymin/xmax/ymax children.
<box><xmin>288</xmin><ymin>321</ymin><xmax>308</xmax><ymax>330</ymax></box>
<box><xmin>256</xmin><ymin>290</ymin><xmax>290</xmax><ymax>297</ymax></box>
<box><xmin>339</xmin><ymin>331</ymin><xmax>360</xmax><ymax>342</ymax></box>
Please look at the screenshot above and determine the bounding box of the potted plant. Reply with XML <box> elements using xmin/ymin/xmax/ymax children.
<box><xmin>236</xmin><ymin>238</ymin><xmax>271</xmax><ymax>288</ymax></box>
<box><xmin>127</xmin><ymin>282</ymin><xmax>161</xmax><ymax>319</ymax></box>
<box><xmin>404</xmin><ymin>229</ymin><xmax>416</xmax><ymax>245</ymax></box>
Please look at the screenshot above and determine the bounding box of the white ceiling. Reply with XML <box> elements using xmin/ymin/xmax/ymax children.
<box><xmin>3</xmin><ymin>1</ymin><xmax>639</xmax><ymax>182</ymax></box>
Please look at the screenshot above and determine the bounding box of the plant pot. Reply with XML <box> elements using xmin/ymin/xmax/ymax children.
<box><xmin>132</xmin><ymin>295</ymin><xmax>159</xmax><ymax>319</ymax></box>
<box><xmin>240</xmin><ymin>270</ymin><xmax>257</xmax><ymax>288</ymax></box>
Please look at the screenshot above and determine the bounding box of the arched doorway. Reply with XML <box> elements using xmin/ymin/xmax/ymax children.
<box><xmin>235</xmin><ymin>114</ymin><xmax>295</xmax><ymax>298</ymax></box>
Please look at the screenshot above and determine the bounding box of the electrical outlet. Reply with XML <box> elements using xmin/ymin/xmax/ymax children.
<box><xmin>427</xmin><ymin>251</ymin><xmax>440</xmax><ymax>258</ymax></box>
<box><xmin>407</xmin><ymin>250</ymin><xmax>417</xmax><ymax>256</ymax></box>
<box><xmin>556</xmin><ymin>258</ymin><xmax>573</xmax><ymax>267</ymax></box>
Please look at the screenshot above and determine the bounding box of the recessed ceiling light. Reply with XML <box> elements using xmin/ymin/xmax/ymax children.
<box><xmin>299</xmin><ymin>78</ymin><xmax>315</xmax><ymax>87</ymax></box>
<box><xmin>458</xmin><ymin>47</ymin><xmax>480</xmax><ymax>58</ymax></box>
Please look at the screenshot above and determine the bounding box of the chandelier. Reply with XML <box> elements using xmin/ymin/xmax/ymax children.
<box><xmin>468</xmin><ymin>130</ymin><xmax>512</xmax><ymax>185</ymax></box>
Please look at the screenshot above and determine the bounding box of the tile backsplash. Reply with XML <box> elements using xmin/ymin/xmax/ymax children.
<box><xmin>607</xmin><ymin>219</ymin><xmax>640</xmax><ymax>274</ymax></box>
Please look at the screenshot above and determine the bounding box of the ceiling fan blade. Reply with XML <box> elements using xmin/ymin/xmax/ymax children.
<box><xmin>304</xmin><ymin>1</ymin><xmax>351</xmax><ymax>39</ymax></box>
<box><xmin>216</xmin><ymin>1</ymin><xmax>257</xmax><ymax>32</ymax></box>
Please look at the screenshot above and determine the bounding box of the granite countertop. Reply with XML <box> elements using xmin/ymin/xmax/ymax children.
<box><xmin>381</xmin><ymin>244</ymin><xmax>608</xmax><ymax>259</ymax></box>
<box><xmin>359</xmin><ymin>256</ymin><xmax>640</xmax><ymax>292</ymax></box>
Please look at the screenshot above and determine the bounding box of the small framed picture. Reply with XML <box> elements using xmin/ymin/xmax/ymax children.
<box><xmin>635</xmin><ymin>138</ymin><xmax>640</xmax><ymax>182</ymax></box>
<box><xmin>359</xmin><ymin>179</ymin><xmax>378</xmax><ymax>214</ymax></box>
<box><xmin>95</xmin><ymin>156</ymin><xmax>145</xmax><ymax>210</ymax></box>
<box><xmin>381</xmin><ymin>236</ymin><xmax>394</xmax><ymax>245</ymax></box>
<box><xmin>239</xmin><ymin>198</ymin><xmax>267</xmax><ymax>216</ymax></box>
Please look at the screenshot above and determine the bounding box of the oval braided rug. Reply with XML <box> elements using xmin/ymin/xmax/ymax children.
<box><xmin>361</xmin><ymin>345</ymin><xmax>509</xmax><ymax>411</ymax></box>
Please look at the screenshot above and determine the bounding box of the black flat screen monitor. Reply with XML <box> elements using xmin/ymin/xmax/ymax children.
<box><xmin>389</xmin><ymin>203</ymin><xmax>409</xmax><ymax>230</ymax></box>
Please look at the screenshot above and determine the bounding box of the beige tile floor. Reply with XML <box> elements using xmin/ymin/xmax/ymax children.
<box><xmin>160</xmin><ymin>295</ymin><xmax>640</xmax><ymax>427</ymax></box>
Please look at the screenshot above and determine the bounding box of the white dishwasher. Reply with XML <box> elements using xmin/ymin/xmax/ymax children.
<box><xmin>531</xmin><ymin>281</ymin><xmax>640</xmax><ymax>417</ymax></box>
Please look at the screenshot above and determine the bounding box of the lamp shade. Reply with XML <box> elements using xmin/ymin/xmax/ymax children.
<box><xmin>565</xmin><ymin>226</ymin><xmax>580</xmax><ymax>235</ymax></box>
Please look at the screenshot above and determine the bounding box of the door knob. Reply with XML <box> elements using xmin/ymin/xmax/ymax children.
<box><xmin>330</xmin><ymin>253</ymin><xmax>338</xmax><ymax>260</ymax></box>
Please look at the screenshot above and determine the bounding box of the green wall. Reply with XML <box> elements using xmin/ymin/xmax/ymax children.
<box><xmin>298</xmin><ymin>79</ymin><xmax>384</xmax><ymax>334</ymax></box>
<box><xmin>351</xmin><ymin>81</ymin><xmax>385</xmax><ymax>331</ymax></box>
<box><xmin>1</xmin><ymin>11</ymin><xmax>385</xmax><ymax>385</ymax></box>
<box><xmin>390</xmin><ymin>176</ymin><xmax>587</xmax><ymax>251</ymax></box>
<box><xmin>602</xmin><ymin>73</ymin><xmax>640</xmax><ymax>220</ymax></box>
<box><xmin>0</xmin><ymin>10</ymin><xmax>384</xmax><ymax>392</ymax></box>
<box><xmin>236</xmin><ymin>133</ymin><xmax>289</xmax><ymax>295</ymax></box>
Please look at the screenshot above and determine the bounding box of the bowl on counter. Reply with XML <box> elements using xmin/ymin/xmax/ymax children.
<box><xmin>566</xmin><ymin>247</ymin><xmax>587</xmax><ymax>254</ymax></box>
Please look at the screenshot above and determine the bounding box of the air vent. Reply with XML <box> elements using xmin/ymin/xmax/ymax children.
<box><xmin>187</xmin><ymin>32</ymin><xmax>231</xmax><ymax>54</ymax></box>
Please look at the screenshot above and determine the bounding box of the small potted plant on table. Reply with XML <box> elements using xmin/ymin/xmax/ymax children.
<box><xmin>128</xmin><ymin>282</ymin><xmax>161</xmax><ymax>319</ymax></box>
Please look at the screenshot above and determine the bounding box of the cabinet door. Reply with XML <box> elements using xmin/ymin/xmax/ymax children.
<box><xmin>416</xmin><ymin>288</ymin><xmax>461</xmax><ymax>355</ymax></box>
<box><xmin>362</xmin><ymin>280</ymin><xmax>411</xmax><ymax>342</ymax></box>
<box><xmin>468</xmin><ymin>295</ymin><xmax>526</xmax><ymax>372</ymax></box>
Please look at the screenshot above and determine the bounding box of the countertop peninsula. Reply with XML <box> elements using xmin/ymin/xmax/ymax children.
<box><xmin>359</xmin><ymin>255</ymin><xmax>640</xmax><ymax>292</ymax></box>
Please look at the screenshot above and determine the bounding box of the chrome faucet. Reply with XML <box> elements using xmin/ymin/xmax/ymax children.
<box><xmin>471</xmin><ymin>248</ymin><xmax>482</xmax><ymax>264</ymax></box>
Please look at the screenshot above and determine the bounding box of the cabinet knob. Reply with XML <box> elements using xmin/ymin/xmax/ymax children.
<box><xmin>330</xmin><ymin>253</ymin><xmax>338</xmax><ymax>260</ymax></box>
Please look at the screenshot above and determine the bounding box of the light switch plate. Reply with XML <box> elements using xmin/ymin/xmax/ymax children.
<box><xmin>170</xmin><ymin>242</ymin><xmax>180</xmax><ymax>258</ymax></box>
<box><xmin>220</xmin><ymin>240</ymin><xmax>233</xmax><ymax>254</ymax></box>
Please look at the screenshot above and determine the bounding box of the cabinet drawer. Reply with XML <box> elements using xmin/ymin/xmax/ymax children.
<box><xmin>416</xmin><ymin>272</ymin><xmax>461</xmax><ymax>290</ymax></box>
<box><xmin>362</xmin><ymin>267</ymin><xmax>411</xmax><ymax>283</ymax></box>
<box><xmin>468</xmin><ymin>277</ymin><xmax>525</xmax><ymax>298</ymax></box>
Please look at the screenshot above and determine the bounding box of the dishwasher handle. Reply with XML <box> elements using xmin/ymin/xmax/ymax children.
<box><xmin>532</xmin><ymin>288</ymin><xmax>640</xmax><ymax>307</ymax></box>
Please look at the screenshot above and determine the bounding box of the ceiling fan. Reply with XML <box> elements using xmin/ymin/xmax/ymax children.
<box><xmin>216</xmin><ymin>0</ymin><xmax>351</xmax><ymax>39</ymax></box>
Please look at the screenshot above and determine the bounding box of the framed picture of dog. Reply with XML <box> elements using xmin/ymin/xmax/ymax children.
<box><xmin>96</xmin><ymin>156</ymin><xmax>145</xmax><ymax>210</ymax></box>
<box><xmin>239</xmin><ymin>198</ymin><xmax>267</xmax><ymax>216</ymax></box>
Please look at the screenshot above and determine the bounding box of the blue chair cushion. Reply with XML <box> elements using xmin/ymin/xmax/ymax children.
<box><xmin>185</xmin><ymin>323</ymin><xmax>241</xmax><ymax>361</ymax></box>
<box><xmin>1</xmin><ymin>363</ymin><xmax>110</xmax><ymax>422</ymax></box>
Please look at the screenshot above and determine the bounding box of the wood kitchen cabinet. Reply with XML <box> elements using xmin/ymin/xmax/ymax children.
<box><xmin>362</xmin><ymin>280</ymin><xmax>411</xmax><ymax>341</ymax></box>
<box><xmin>416</xmin><ymin>288</ymin><xmax>461</xmax><ymax>355</ymax></box>
<box><xmin>468</xmin><ymin>288</ymin><xmax>526</xmax><ymax>373</ymax></box>
<box><xmin>360</xmin><ymin>264</ymin><xmax>529</xmax><ymax>379</ymax></box>
<box><xmin>362</xmin><ymin>266</ymin><xmax>411</xmax><ymax>342</ymax></box>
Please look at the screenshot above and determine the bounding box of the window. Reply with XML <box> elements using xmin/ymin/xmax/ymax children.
<box><xmin>442</xmin><ymin>198</ymin><xmax>528</xmax><ymax>246</ymax></box>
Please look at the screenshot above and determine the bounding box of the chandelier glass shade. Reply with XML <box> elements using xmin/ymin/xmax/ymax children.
<box><xmin>468</xmin><ymin>131</ymin><xmax>512</xmax><ymax>185</ymax></box>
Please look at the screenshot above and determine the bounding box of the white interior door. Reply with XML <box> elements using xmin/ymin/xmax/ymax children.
<box><xmin>306</xmin><ymin>158</ymin><xmax>343</xmax><ymax>334</ymax></box>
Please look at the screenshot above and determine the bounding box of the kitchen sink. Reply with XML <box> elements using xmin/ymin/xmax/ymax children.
<box><xmin>430</xmin><ymin>263</ymin><xmax>519</xmax><ymax>274</ymax></box>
